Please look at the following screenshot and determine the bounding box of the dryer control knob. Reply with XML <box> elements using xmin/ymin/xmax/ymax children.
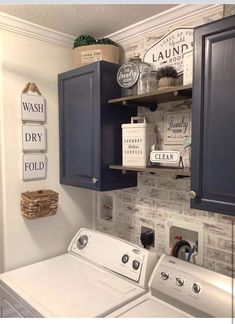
<box><xmin>132</xmin><ymin>260</ymin><xmax>140</xmax><ymax>270</ymax></box>
<box><xmin>161</xmin><ymin>271</ymin><xmax>169</xmax><ymax>280</ymax></box>
<box><xmin>77</xmin><ymin>235</ymin><xmax>88</xmax><ymax>250</ymax></box>
<box><xmin>192</xmin><ymin>283</ymin><xmax>201</xmax><ymax>294</ymax></box>
<box><xmin>122</xmin><ymin>254</ymin><xmax>129</xmax><ymax>264</ymax></box>
<box><xmin>176</xmin><ymin>276</ymin><xmax>185</xmax><ymax>286</ymax></box>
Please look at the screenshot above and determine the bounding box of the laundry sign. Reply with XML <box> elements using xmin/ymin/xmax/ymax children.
<box><xmin>21</xmin><ymin>93</ymin><xmax>46</xmax><ymax>122</ymax></box>
<box><xmin>22</xmin><ymin>154</ymin><xmax>47</xmax><ymax>181</ymax></box>
<box><xmin>164</xmin><ymin>111</ymin><xmax>191</xmax><ymax>145</ymax></box>
<box><xmin>150</xmin><ymin>150</ymin><xmax>180</xmax><ymax>164</ymax></box>
<box><xmin>143</xmin><ymin>28</ymin><xmax>193</xmax><ymax>73</ymax></box>
<box><xmin>22</xmin><ymin>125</ymin><xmax>46</xmax><ymax>151</ymax></box>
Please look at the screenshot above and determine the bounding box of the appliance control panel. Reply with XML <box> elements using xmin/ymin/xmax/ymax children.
<box><xmin>68</xmin><ymin>228</ymin><xmax>157</xmax><ymax>288</ymax></box>
<box><xmin>149</xmin><ymin>254</ymin><xmax>233</xmax><ymax>317</ymax></box>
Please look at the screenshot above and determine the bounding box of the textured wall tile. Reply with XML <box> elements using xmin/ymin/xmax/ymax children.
<box><xmin>134</xmin><ymin>196</ymin><xmax>156</xmax><ymax>208</ymax></box>
<box><xmin>215</xmin><ymin>262</ymin><xmax>234</xmax><ymax>277</ymax></box>
<box><xmin>144</xmin><ymin>187</ymin><xmax>168</xmax><ymax>200</ymax></box>
<box><xmin>157</xmin><ymin>200</ymin><xmax>183</xmax><ymax>214</ymax></box>
<box><xmin>203</xmin><ymin>258</ymin><xmax>216</xmax><ymax>271</ymax></box>
<box><xmin>204</xmin><ymin>247</ymin><xmax>232</xmax><ymax>264</ymax></box>
<box><xmin>170</xmin><ymin>191</ymin><xmax>188</xmax><ymax>204</ymax></box>
<box><xmin>136</xmin><ymin>215</ymin><xmax>154</xmax><ymax>228</ymax></box>
<box><xmin>204</xmin><ymin>233</ymin><xmax>216</xmax><ymax>247</ymax></box>
<box><xmin>121</xmin><ymin>203</ymin><xmax>143</xmax><ymax>215</ymax></box>
<box><xmin>217</xmin><ymin>237</ymin><xmax>233</xmax><ymax>252</ymax></box>
<box><xmin>138</xmin><ymin>174</ymin><xmax>155</xmax><ymax>187</ymax></box>
<box><xmin>117</xmin><ymin>211</ymin><xmax>135</xmax><ymax>224</ymax></box>
<box><xmin>119</xmin><ymin>192</ymin><xmax>133</xmax><ymax>204</ymax></box>
<box><xmin>204</xmin><ymin>223</ymin><xmax>232</xmax><ymax>238</ymax></box>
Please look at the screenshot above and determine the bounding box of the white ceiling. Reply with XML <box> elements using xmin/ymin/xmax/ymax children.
<box><xmin>0</xmin><ymin>4</ymin><xmax>177</xmax><ymax>38</ymax></box>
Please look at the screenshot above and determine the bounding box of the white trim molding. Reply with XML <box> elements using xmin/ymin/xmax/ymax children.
<box><xmin>0</xmin><ymin>4</ymin><xmax>223</xmax><ymax>48</ymax></box>
<box><xmin>0</xmin><ymin>12</ymin><xmax>74</xmax><ymax>48</ymax></box>
<box><xmin>106</xmin><ymin>4</ymin><xmax>223</xmax><ymax>43</ymax></box>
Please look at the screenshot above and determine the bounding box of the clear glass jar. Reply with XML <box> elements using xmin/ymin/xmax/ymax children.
<box><xmin>128</xmin><ymin>55</ymin><xmax>151</xmax><ymax>95</ymax></box>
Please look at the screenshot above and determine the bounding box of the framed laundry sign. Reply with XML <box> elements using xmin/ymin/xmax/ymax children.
<box><xmin>143</xmin><ymin>28</ymin><xmax>193</xmax><ymax>73</ymax></box>
<box><xmin>22</xmin><ymin>154</ymin><xmax>47</xmax><ymax>181</ymax></box>
<box><xmin>21</xmin><ymin>93</ymin><xmax>46</xmax><ymax>122</ymax></box>
<box><xmin>22</xmin><ymin>125</ymin><xmax>47</xmax><ymax>151</ymax></box>
<box><xmin>164</xmin><ymin>111</ymin><xmax>191</xmax><ymax>145</ymax></box>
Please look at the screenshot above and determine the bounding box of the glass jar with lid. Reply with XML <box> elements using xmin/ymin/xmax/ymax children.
<box><xmin>128</xmin><ymin>54</ymin><xmax>151</xmax><ymax>95</ymax></box>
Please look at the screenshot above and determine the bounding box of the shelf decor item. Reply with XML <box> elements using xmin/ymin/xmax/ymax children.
<box><xmin>122</xmin><ymin>116</ymin><xmax>154</xmax><ymax>167</ymax></box>
<box><xmin>73</xmin><ymin>34</ymin><xmax>119</xmax><ymax>67</ymax></box>
<box><xmin>156</xmin><ymin>65</ymin><xmax>178</xmax><ymax>88</ymax></box>
<box><xmin>21</xmin><ymin>190</ymin><xmax>58</xmax><ymax>219</ymax></box>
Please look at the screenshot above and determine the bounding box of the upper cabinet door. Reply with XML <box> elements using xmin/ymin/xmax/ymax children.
<box><xmin>191</xmin><ymin>15</ymin><xmax>235</xmax><ymax>216</ymax></box>
<box><xmin>58</xmin><ymin>61</ymin><xmax>137</xmax><ymax>191</ymax></box>
<box><xmin>59</xmin><ymin>64</ymin><xmax>100</xmax><ymax>190</ymax></box>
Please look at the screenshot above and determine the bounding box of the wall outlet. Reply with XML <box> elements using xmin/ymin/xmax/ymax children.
<box><xmin>141</xmin><ymin>226</ymin><xmax>155</xmax><ymax>249</ymax></box>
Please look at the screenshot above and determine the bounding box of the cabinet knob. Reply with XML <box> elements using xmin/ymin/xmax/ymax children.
<box><xmin>92</xmin><ymin>177</ymin><xmax>98</xmax><ymax>184</ymax></box>
<box><xmin>189</xmin><ymin>191</ymin><xmax>197</xmax><ymax>199</ymax></box>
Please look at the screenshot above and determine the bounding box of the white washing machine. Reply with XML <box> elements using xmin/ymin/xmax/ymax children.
<box><xmin>107</xmin><ymin>254</ymin><xmax>234</xmax><ymax>318</ymax></box>
<box><xmin>0</xmin><ymin>228</ymin><xmax>157</xmax><ymax>318</ymax></box>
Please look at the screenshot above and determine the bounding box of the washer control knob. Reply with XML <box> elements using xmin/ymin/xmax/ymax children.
<box><xmin>161</xmin><ymin>271</ymin><xmax>169</xmax><ymax>280</ymax></box>
<box><xmin>132</xmin><ymin>260</ymin><xmax>140</xmax><ymax>270</ymax></box>
<box><xmin>192</xmin><ymin>283</ymin><xmax>201</xmax><ymax>294</ymax></box>
<box><xmin>122</xmin><ymin>254</ymin><xmax>129</xmax><ymax>264</ymax></box>
<box><xmin>176</xmin><ymin>276</ymin><xmax>185</xmax><ymax>286</ymax></box>
<box><xmin>77</xmin><ymin>235</ymin><xmax>88</xmax><ymax>250</ymax></box>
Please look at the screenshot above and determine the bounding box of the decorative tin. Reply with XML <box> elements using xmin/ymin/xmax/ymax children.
<box><xmin>122</xmin><ymin>117</ymin><xmax>154</xmax><ymax>167</ymax></box>
<box><xmin>117</xmin><ymin>62</ymin><xmax>139</xmax><ymax>88</ymax></box>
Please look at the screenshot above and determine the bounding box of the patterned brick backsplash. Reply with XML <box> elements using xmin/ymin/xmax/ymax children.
<box><xmin>95</xmin><ymin>4</ymin><xmax>234</xmax><ymax>278</ymax></box>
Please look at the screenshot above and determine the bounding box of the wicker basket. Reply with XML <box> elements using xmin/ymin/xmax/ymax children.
<box><xmin>21</xmin><ymin>190</ymin><xmax>58</xmax><ymax>220</ymax></box>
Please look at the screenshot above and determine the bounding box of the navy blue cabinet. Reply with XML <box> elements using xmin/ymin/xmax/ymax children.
<box><xmin>58</xmin><ymin>61</ymin><xmax>137</xmax><ymax>191</ymax></box>
<box><xmin>191</xmin><ymin>15</ymin><xmax>235</xmax><ymax>216</ymax></box>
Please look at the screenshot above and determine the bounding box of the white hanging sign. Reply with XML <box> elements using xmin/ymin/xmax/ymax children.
<box><xmin>21</xmin><ymin>93</ymin><xmax>46</xmax><ymax>122</ymax></box>
<box><xmin>22</xmin><ymin>125</ymin><xmax>47</xmax><ymax>151</ymax></box>
<box><xmin>150</xmin><ymin>150</ymin><xmax>180</xmax><ymax>164</ymax></box>
<box><xmin>22</xmin><ymin>154</ymin><xmax>47</xmax><ymax>181</ymax></box>
<box><xmin>143</xmin><ymin>28</ymin><xmax>193</xmax><ymax>73</ymax></box>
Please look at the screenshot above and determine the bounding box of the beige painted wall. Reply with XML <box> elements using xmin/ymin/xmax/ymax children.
<box><xmin>0</xmin><ymin>29</ymin><xmax>93</xmax><ymax>271</ymax></box>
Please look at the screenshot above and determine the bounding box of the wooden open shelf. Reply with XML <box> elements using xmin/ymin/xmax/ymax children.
<box><xmin>109</xmin><ymin>165</ymin><xmax>191</xmax><ymax>179</ymax></box>
<box><xmin>108</xmin><ymin>85</ymin><xmax>192</xmax><ymax>110</ymax></box>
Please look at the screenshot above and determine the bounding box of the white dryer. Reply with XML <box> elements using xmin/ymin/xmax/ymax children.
<box><xmin>107</xmin><ymin>254</ymin><xmax>234</xmax><ymax>318</ymax></box>
<box><xmin>0</xmin><ymin>228</ymin><xmax>157</xmax><ymax>318</ymax></box>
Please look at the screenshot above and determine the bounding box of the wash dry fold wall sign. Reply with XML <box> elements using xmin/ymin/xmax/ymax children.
<box><xmin>21</xmin><ymin>93</ymin><xmax>46</xmax><ymax>122</ymax></box>
<box><xmin>143</xmin><ymin>28</ymin><xmax>193</xmax><ymax>73</ymax></box>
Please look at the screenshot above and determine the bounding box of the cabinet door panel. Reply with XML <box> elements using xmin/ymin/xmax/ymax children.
<box><xmin>59</xmin><ymin>68</ymin><xmax>99</xmax><ymax>190</ymax></box>
<box><xmin>192</xmin><ymin>15</ymin><xmax>235</xmax><ymax>215</ymax></box>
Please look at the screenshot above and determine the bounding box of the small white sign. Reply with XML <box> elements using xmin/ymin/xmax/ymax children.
<box><xmin>21</xmin><ymin>93</ymin><xmax>46</xmax><ymax>122</ymax></box>
<box><xmin>143</xmin><ymin>28</ymin><xmax>193</xmax><ymax>73</ymax></box>
<box><xmin>22</xmin><ymin>125</ymin><xmax>46</xmax><ymax>151</ymax></box>
<box><xmin>150</xmin><ymin>150</ymin><xmax>180</xmax><ymax>164</ymax></box>
<box><xmin>164</xmin><ymin>111</ymin><xmax>191</xmax><ymax>145</ymax></box>
<box><xmin>22</xmin><ymin>154</ymin><xmax>47</xmax><ymax>181</ymax></box>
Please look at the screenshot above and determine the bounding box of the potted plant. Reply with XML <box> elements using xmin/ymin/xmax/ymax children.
<box><xmin>73</xmin><ymin>34</ymin><xmax>119</xmax><ymax>67</ymax></box>
<box><xmin>156</xmin><ymin>65</ymin><xmax>178</xmax><ymax>88</ymax></box>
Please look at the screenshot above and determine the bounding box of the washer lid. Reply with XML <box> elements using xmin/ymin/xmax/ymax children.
<box><xmin>106</xmin><ymin>294</ymin><xmax>192</xmax><ymax>318</ymax></box>
<box><xmin>0</xmin><ymin>253</ymin><xmax>144</xmax><ymax>317</ymax></box>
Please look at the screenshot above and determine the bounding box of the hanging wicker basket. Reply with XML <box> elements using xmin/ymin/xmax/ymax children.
<box><xmin>21</xmin><ymin>190</ymin><xmax>58</xmax><ymax>220</ymax></box>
